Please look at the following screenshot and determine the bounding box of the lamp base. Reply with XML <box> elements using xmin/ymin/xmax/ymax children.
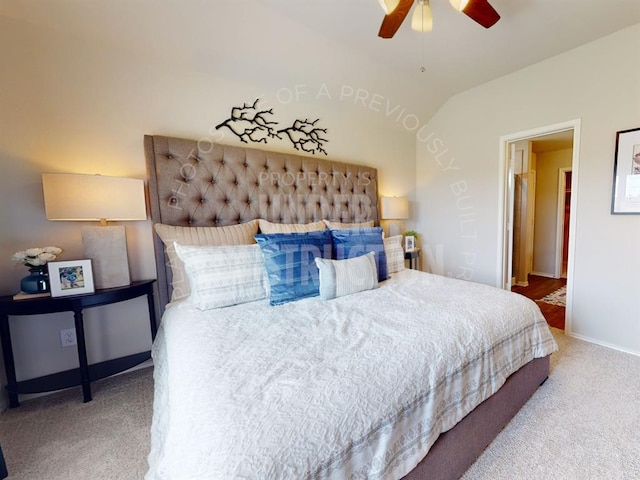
<box><xmin>388</xmin><ymin>220</ymin><xmax>404</xmax><ymax>237</ymax></box>
<box><xmin>81</xmin><ymin>226</ymin><xmax>131</xmax><ymax>289</ymax></box>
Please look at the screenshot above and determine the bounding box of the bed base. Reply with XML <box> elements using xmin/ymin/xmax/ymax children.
<box><xmin>403</xmin><ymin>355</ymin><xmax>550</xmax><ymax>480</ymax></box>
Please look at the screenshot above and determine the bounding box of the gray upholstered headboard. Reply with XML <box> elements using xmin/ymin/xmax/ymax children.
<box><xmin>144</xmin><ymin>135</ymin><xmax>379</xmax><ymax>310</ymax></box>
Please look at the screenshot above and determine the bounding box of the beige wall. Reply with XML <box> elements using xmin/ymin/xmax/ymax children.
<box><xmin>532</xmin><ymin>148</ymin><xmax>573</xmax><ymax>276</ymax></box>
<box><xmin>416</xmin><ymin>24</ymin><xmax>640</xmax><ymax>354</ymax></box>
<box><xmin>0</xmin><ymin>15</ymin><xmax>419</xmax><ymax>409</ymax></box>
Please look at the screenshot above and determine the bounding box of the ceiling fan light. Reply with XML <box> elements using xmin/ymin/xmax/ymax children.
<box><xmin>449</xmin><ymin>0</ymin><xmax>470</xmax><ymax>12</ymax></box>
<box><xmin>411</xmin><ymin>1</ymin><xmax>433</xmax><ymax>32</ymax></box>
<box><xmin>378</xmin><ymin>0</ymin><xmax>401</xmax><ymax>14</ymax></box>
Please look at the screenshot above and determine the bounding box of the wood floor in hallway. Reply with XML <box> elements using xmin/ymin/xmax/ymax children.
<box><xmin>511</xmin><ymin>275</ymin><xmax>566</xmax><ymax>330</ymax></box>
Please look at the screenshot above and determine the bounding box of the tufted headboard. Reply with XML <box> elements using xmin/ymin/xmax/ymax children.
<box><xmin>144</xmin><ymin>135</ymin><xmax>379</xmax><ymax>310</ymax></box>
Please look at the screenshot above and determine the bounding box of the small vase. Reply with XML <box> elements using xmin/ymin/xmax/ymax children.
<box><xmin>20</xmin><ymin>267</ymin><xmax>50</xmax><ymax>294</ymax></box>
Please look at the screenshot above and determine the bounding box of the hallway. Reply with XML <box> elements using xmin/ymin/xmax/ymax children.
<box><xmin>511</xmin><ymin>275</ymin><xmax>566</xmax><ymax>329</ymax></box>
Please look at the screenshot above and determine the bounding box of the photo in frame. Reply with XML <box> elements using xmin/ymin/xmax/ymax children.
<box><xmin>611</xmin><ymin>127</ymin><xmax>640</xmax><ymax>214</ymax></box>
<box><xmin>404</xmin><ymin>235</ymin><xmax>416</xmax><ymax>252</ymax></box>
<box><xmin>47</xmin><ymin>259</ymin><xmax>95</xmax><ymax>297</ymax></box>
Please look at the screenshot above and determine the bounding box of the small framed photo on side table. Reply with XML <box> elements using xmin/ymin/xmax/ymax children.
<box><xmin>404</xmin><ymin>235</ymin><xmax>416</xmax><ymax>252</ymax></box>
<box><xmin>47</xmin><ymin>260</ymin><xmax>95</xmax><ymax>297</ymax></box>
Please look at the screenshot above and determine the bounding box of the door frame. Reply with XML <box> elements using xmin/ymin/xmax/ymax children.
<box><xmin>497</xmin><ymin>119</ymin><xmax>581</xmax><ymax>333</ymax></box>
<box><xmin>555</xmin><ymin>167</ymin><xmax>572</xmax><ymax>278</ymax></box>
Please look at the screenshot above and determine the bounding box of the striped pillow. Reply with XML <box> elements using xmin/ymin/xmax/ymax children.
<box><xmin>383</xmin><ymin>235</ymin><xmax>405</xmax><ymax>273</ymax></box>
<box><xmin>173</xmin><ymin>243</ymin><xmax>268</xmax><ymax>310</ymax></box>
<box><xmin>155</xmin><ymin>221</ymin><xmax>259</xmax><ymax>303</ymax></box>
<box><xmin>258</xmin><ymin>219</ymin><xmax>326</xmax><ymax>234</ymax></box>
<box><xmin>315</xmin><ymin>252</ymin><xmax>378</xmax><ymax>300</ymax></box>
<box><xmin>322</xmin><ymin>219</ymin><xmax>375</xmax><ymax>230</ymax></box>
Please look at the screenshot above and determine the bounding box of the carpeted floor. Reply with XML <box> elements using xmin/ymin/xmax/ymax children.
<box><xmin>1</xmin><ymin>328</ymin><xmax>639</xmax><ymax>480</ymax></box>
<box><xmin>0</xmin><ymin>368</ymin><xmax>153</xmax><ymax>480</ymax></box>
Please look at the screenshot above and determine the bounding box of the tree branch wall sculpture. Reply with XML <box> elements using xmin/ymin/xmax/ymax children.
<box><xmin>216</xmin><ymin>99</ymin><xmax>329</xmax><ymax>155</ymax></box>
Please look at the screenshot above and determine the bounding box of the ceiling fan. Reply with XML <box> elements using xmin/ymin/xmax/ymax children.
<box><xmin>378</xmin><ymin>0</ymin><xmax>500</xmax><ymax>38</ymax></box>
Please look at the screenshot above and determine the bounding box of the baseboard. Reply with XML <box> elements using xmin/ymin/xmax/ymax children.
<box><xmin>0</xmin><ymin>392</ymin><xmax>8</xmax><ymax>413</ymax></box>
<box><xmin>530</xmin><ymin>271</ymin><xmax>556</xmax><ymax>278</ymax></box>
<box><xmin>565</xmin><ymin>332</ymin><xmax>640</xmax><ymax>358</ymax></box>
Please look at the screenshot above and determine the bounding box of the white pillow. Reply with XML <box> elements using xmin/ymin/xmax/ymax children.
<box><xmin>173</xmin><ymin>243</ymin><xmax>268</xmax><ymax>310</ymax></box>
<box><xmin>155</xmin><ymin>220</ymin><xmax>259</xmax><ymax>302</ymax></box>
<box><xmin>314</xmin><ymin>252</ymin><xmax>378</xmax><ymax>300</ymax></box>
<box><xmin>383</xmin><ymin>235</ymin><xmax>405</xmax><ymax>274</ymax></box>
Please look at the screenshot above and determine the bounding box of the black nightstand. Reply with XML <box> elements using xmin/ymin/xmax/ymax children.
<box><xmin>405</xmin><ymin>250</ymin><xmax>420</xmax><ymax>270</ymax></box>
<box><xmin>0</xmin><ymin>443</ymin><xmax>7</xmax><ymax>479</ymax></box>
<box><xmin>0</xmin><ymin>280</ymin><xmax>156</xmax><ymax>408</ymax></box>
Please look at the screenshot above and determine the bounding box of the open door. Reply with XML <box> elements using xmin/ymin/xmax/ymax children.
<box><xmin>556</xmin><ymin>169</ymin><xmax>572</xmax><ymax>278</ymax></box>
<box><xmin>503</xmin><ymin>142</ymin><xmax>516</xmax><ymax>290</ymax></box>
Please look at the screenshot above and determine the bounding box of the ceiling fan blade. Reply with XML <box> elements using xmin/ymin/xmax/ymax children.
<box><xmin>462</xmin><ymin>0</ymin><xmax>500</xmax><ymax>29</ymax></box>
<box><xmin>378</xmin><ymin>0</ymin><xmax>414</xmax><ymax>38</ymax></box>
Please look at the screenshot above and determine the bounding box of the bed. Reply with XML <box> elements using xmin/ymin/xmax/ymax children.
<box><xmin>143</xmin><ymin>134</ymin><xmax>558</xmax><ymax>480</ymax></box>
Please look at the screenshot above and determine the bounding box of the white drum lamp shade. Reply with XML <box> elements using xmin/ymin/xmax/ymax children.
<box><xmin>381</xmin><ymin>196</ymin><xmax>409</xmax><ymax>237</ymax></box>
<box><xmin>42</xmin><ymin>173</ymin><xmax>147</xmax><ymax>289</ymax></box>
<box><xmin>381</xmin><ymin>196</ymin><xmax>409</xmax><ymax>220</ymax></box>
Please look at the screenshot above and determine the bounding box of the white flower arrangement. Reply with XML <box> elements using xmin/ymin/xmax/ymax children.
<box><xmin>12</xmin><ymin>246</ymin><xmax>63</xmax><ymax>268</ymax></box>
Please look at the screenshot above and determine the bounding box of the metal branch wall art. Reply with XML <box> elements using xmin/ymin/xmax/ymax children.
<box><xmin>278</xmin><ymin>119</ymin><xmax>328</xmax><ymax>156</ymax></box>
<box><xmin>216</xmin><ymin>99</ymin><xmax>329</xmax><ymax>155</ymax></box>
<box><xmin>215</xmin><ymin>99</ymin><xmax>280</xmax><ymax>144</ymax></box>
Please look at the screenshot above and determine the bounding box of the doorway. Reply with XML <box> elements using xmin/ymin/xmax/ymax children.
<box><xmin>498</xmin><ymin>120</ymin><xmax>580</xmax><ymax>333</ymax></box>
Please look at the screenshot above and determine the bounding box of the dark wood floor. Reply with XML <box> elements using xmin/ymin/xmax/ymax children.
<box><xmin>511</xmin><ymin>275</ymin><xmax>566</xmax><ymax>330</ymax></box>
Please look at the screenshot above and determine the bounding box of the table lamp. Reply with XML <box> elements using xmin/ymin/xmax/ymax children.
<box><xmin>42</xmin><ymin>173</ymin><xmax>147</xmax><ymax>289</ymax></box>
<box><xmin>381</xmin><ymin>196</ymin><xmax>409</xmax><ymax>237</ymax></box>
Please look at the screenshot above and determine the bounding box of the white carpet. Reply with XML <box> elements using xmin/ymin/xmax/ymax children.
<box><xmin>462</xmin><ymin>328</ymin><xmax>640</xmax><ymax>479</ymax></box>
<box><xmin>0</xmin><ymin>328</ymin><xmax>638</xmax><ymax>479</ymax></box>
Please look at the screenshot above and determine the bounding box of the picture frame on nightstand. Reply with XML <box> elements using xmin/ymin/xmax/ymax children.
<box><xmin>47</xmin><ymin>259</ymin><xmax>95</xmax><ymax>297</ymax></box>
<box><xmin>404</xmin><ymin>235</ymin><xmax>416</xmax><ymax>252</ymax></box>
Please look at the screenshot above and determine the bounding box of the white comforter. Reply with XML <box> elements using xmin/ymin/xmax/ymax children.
<box><xmin>146</xmin><ymin>270</ymin><xmax>557</xmax><ymax>480</ymax></box>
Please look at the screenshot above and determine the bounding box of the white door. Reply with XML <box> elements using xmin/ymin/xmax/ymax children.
<box><xmin>503</xmin><ymin>142</ymin><xmax>517</xmax><ymax>290</ymax></box>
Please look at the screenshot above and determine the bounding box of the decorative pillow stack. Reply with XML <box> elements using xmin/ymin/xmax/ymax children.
<box><xmin>254</xmin><ymin>230</ymin><xmax>333</xmax><ymax>305</ymax></box>
<box><xmin>155</xmin><ymin>220</ymin><xmax>259</xmax><ymax>302</ymax></box>
<box><xmin>160</xmin><ymin>219</ymin><xmax>401</xmax><ymax>309</ymax></box>
<box><xmin>330</xmin><ymin>227</ymin><xmax>389</xmax><ymax>282</ymax></box>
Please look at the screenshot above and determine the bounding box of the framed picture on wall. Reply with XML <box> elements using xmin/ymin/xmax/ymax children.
<box><xmin>47</xmin><ymin>260</ymin><xmax>95</xmax><ymax>297</ymax></box>
<box><xmin>611</xmin><ymin>127</ymin><xmax>640</xmax><ymax>214</ymax></box>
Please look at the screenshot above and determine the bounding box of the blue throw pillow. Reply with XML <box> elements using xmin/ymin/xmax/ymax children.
<box><xmin>330</xmin><ymin>227</ymin><xmax>389</xmax><ymax>282</ymax></box>
<box><xmin>255</xmin><ymin>230</ymin><xmax>333</xmax><ymax>305</ymax></box>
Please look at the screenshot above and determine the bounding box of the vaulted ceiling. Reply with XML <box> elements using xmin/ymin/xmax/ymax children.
<box><xmin>2</xmin><ymin>0</ymin><xmax>640</xmax><ymax>122</ymax></box>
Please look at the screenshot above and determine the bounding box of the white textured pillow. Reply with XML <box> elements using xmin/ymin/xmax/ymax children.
<box><xmin>322</xmin><ymin>219</ymin><xmax>375</xmax><ymax>229</ymax></box>
<box><xmin>258</xmin><ymin>219</ymin><xmax>326</xmax><ymax>234</ymax></box>
<box><xmin>155</xmin><ymin>221</ymin><xmax>259</xmax><ymax>302</ymax></box>
<box><xmin>384</xmin><ymin>235</ymin><xmax>405</xmax><ymax>274</ymax></box>
<box><xmin>314</xmin><ymin>251</ymin><xmax>378</xmax><ymax>300</ymax></box>
<box><xmin>173</xmin><ymin>243</ymin><xmax>268</xmax><ymax>310</ymax></box>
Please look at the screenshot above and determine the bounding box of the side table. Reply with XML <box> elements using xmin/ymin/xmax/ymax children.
<box><xmin>405</xmin><ymin>250</ymin><xmax>420</xmax><ymax>270</ymax></box>
<box><xmin>0</xmin><ymin>443</ymin><xmax>6</xmax><ymax>479</ymax></box>
<box><xmin>0</xmin><ymin>279</ymin><xmax>156</xmax><ymax>408</ymax></box>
